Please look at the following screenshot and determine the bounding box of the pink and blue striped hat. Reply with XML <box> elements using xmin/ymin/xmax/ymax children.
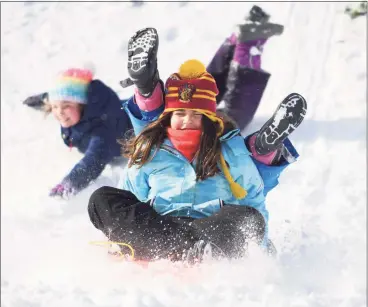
<box><xmin>49</xmin><ymin>68</ymin><xmax>94</xmax><ymax>104</ymax></box>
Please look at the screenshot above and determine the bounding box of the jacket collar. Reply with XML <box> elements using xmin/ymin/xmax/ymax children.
<box><xmin>219</xmin><ymin>128</ymin><xmax>241</xmax><ymax>141</ymax></box>
<box><xmin>159</xmin><ymin>128</ymin><xmax>241</xmax><ymax>161</ymax></box>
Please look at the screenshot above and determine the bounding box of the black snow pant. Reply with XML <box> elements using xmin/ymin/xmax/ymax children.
<box><xmin>88</xmin><ymin>186</ymin><xmax>266</xmax><ymax>261</ymax></box>
<box><xmin>207</xmin><ymin>38</ymin><xmax>270</xmax><ymax>133</ymax></box>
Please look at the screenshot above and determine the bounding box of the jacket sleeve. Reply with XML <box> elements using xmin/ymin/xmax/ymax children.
<box><xmin>237</xmin><ymin>157</ymin><xmax>269</xmax><ymax>247</ymax></box>
<box><xmin>244</xmin><ymin>136</ymin><xmax>299</xmax><ymax>197</ymax></box>
<box><xmin>238</xmin><ymin>165</ymin><xmax>268</xmax><ymax>225</ymax></box>
<box><xmin>122</xmin><ymin>94</ymin><xmax>165</xmax><ymax>136</ymax></box>
<box><xmin>63</xmin><ymin>135</ymin><xmax>114</xmax><ymax>191</ymax></box>
<box><xmin>120</xmin><ymin>166</ymin><xmax>150</xmax><ymax>202</ymax></box>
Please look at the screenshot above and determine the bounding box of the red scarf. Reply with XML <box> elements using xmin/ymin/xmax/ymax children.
<box><xmin>167</xmin><ymin>128</ymin><xmax>202</xmax><ymax>162</ymax></box>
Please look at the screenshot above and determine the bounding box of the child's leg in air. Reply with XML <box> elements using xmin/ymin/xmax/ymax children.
<box><xmin>213</xmin><ymin>5</ymin><xmax>284</xmax><ymax>132</ymax></box>
<box><xmin>245</xmin><ymin>93</ymin><xmax>307</xmax><ymax>196</ymax></box>
<box><xmin>206</xmin><ymin>34</ymin><xmax>236</xmax><ymax>103</ymax></box>
<box><xmin>123</xmin><ymin>27</ymin><xmax>165</xmax><ymax>123</ymax></box>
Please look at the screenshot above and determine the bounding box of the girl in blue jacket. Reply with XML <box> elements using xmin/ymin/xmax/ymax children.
<box><xmin>24</xmin><ymin>6</ymin><xmax>284</xmax><ymax>201</ymax></box>
<box><xmin>24</xmin><ymin>68</ymin><xmax>132</xmax><ymax>198</ymax></box>
<box><xmin>88</xmin><ymin>28</ymin><xmax>306</xmax><ymax>263</ymax></box>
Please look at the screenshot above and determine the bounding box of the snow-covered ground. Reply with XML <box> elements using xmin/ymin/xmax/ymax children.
<box><xmin>1</xmin><ymin>2</ymin><xmax>366</xmax><ymax>306</ymax></box>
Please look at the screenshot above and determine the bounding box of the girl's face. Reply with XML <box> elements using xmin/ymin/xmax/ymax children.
<box><xmin>51</xmin><ymin>101</ymin><xmax>82</xmax><ymax>128</ymax></box>
<box><xmin>170</xmin><ymin>109</ymin><xmax>203</xmax><ymax>130</ymax></box>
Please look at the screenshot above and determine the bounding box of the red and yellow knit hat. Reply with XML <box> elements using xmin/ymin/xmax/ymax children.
<box><xmin>163</xmin><ymin>59</ymin><xmax>247</xmax><ymax>199</ymax></box>
<box><xmin>163</xmin><ymin>59</ymin><xmax>224</xmax><ymax>135</ymax></box>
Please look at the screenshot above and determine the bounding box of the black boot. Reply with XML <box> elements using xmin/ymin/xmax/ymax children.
<box><xmin>255</xmin><ymin>93</ymin><xmax>307</xmax><ymax>155</ymax></box>
<box><xmin>23</xmin><ymin>92</ymin><xmax>48</xmax><ymax>110</ymax></box>
<box><xmin>247</xmin><ymin>5</ymin><xmax>271</xmax><ymax>23</ymax></box>
<box><xmin>121</xmin><ymin>27</ymin><xmax>159</xmax><ymax>98</ymax></box>
<box><xmin>238</xmin><ymin>5</ymin><xmax>284</xmax><ymax>42</ymax></box>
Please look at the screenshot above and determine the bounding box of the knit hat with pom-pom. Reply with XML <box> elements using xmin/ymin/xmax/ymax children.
<box><xmin>163</xmin><ymin>59</ymin><xmax>224</xmax><ymax>134</ymax></box>
<box><xmin>163</xmin><ymin>59</ymin><xmax>247</xmax><ymax>200</ymax></box>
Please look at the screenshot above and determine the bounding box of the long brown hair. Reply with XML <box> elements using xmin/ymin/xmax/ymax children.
<box><xmin>121</xmin><ymin>111</ymin><xmax>237</xmax><ymax>181</ymax></box>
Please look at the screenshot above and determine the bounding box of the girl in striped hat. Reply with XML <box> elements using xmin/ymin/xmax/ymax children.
<box><xmin>88</xmin><ymin>30</ymin><xmax>306</xmax><ymax>262</ymax></box>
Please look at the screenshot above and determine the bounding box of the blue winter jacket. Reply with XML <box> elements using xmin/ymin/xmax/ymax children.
<box><xmin>122</xmin><ymin>127</ymin><xmax>267</xmax><ymax>221</ymax></box>
<box><xmin>121</xmin><ymin>96</ymin><xmax>299</xmax><ymax>244</ymax></box>
<box><xmin>122</xmin><ymin>95</ymin><xmax>298</xmax><ymax>198</ymax></box>
<box><xmin>122</xmin><ymin>99</ymin><xmax>260</xmax><ymax>243</ymax></box>
<box><xmin>60</xmin><ymin>80</ymin><xmax>132</xmax><ymax>191</ymax></box>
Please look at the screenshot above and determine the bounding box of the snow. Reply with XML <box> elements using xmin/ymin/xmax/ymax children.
<box><xmin>1</xmin><ymin>2</ymin><xmax>366</xmax><ymax>306</ymax></box>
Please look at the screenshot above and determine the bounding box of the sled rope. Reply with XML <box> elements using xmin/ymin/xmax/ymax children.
<box><xmin>89</xmin><ymin>241</ymin><xmax>135</xmax><ymax>260</ymax></box>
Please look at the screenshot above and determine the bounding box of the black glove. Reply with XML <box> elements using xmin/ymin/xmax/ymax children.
<box><xmin>23</xmin><ymin>92</ymin><xmax>48</xmax><ymax>109</ymax></box>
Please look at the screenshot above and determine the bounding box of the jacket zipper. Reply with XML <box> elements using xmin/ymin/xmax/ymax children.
<box><xmin>161</xmin><ymin>144</ymin><xmax>197</xmax><ymax>211</ymax></box>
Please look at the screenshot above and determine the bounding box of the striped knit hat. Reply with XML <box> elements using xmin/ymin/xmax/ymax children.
<box><xmin>163</xmin><ymin>59</ymin><xmax>247</xmax><ymax>199</ymax></box>
<box><xmin>163</xmin><ymin>59</ymin><xmax>224</xmax><ymax>135</ymax></box>
<box><xmin>48</xmin><ymin>68</ymin><xmax>94</xmax><ymax>104</ymax></box>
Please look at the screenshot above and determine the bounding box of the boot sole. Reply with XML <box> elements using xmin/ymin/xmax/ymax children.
<box><xmin>257</xmin><ymin>93</ymin><xmax>307</xmax><ymax>154</ymax></box>
<box><xmin>127</xmin><ymin>27</ymin><xmax>158</xmax><ymax>77</ymax></box>
<box><xmin>238</xmin><ymin>23</ymin><xmax>284</xmax><ymax>41</ymax></box>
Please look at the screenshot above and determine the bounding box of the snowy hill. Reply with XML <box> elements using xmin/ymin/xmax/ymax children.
<box><xmin>1</xmin><ymin>2</ymin><xmax>366</xmax><ymax>306</ymax></box>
